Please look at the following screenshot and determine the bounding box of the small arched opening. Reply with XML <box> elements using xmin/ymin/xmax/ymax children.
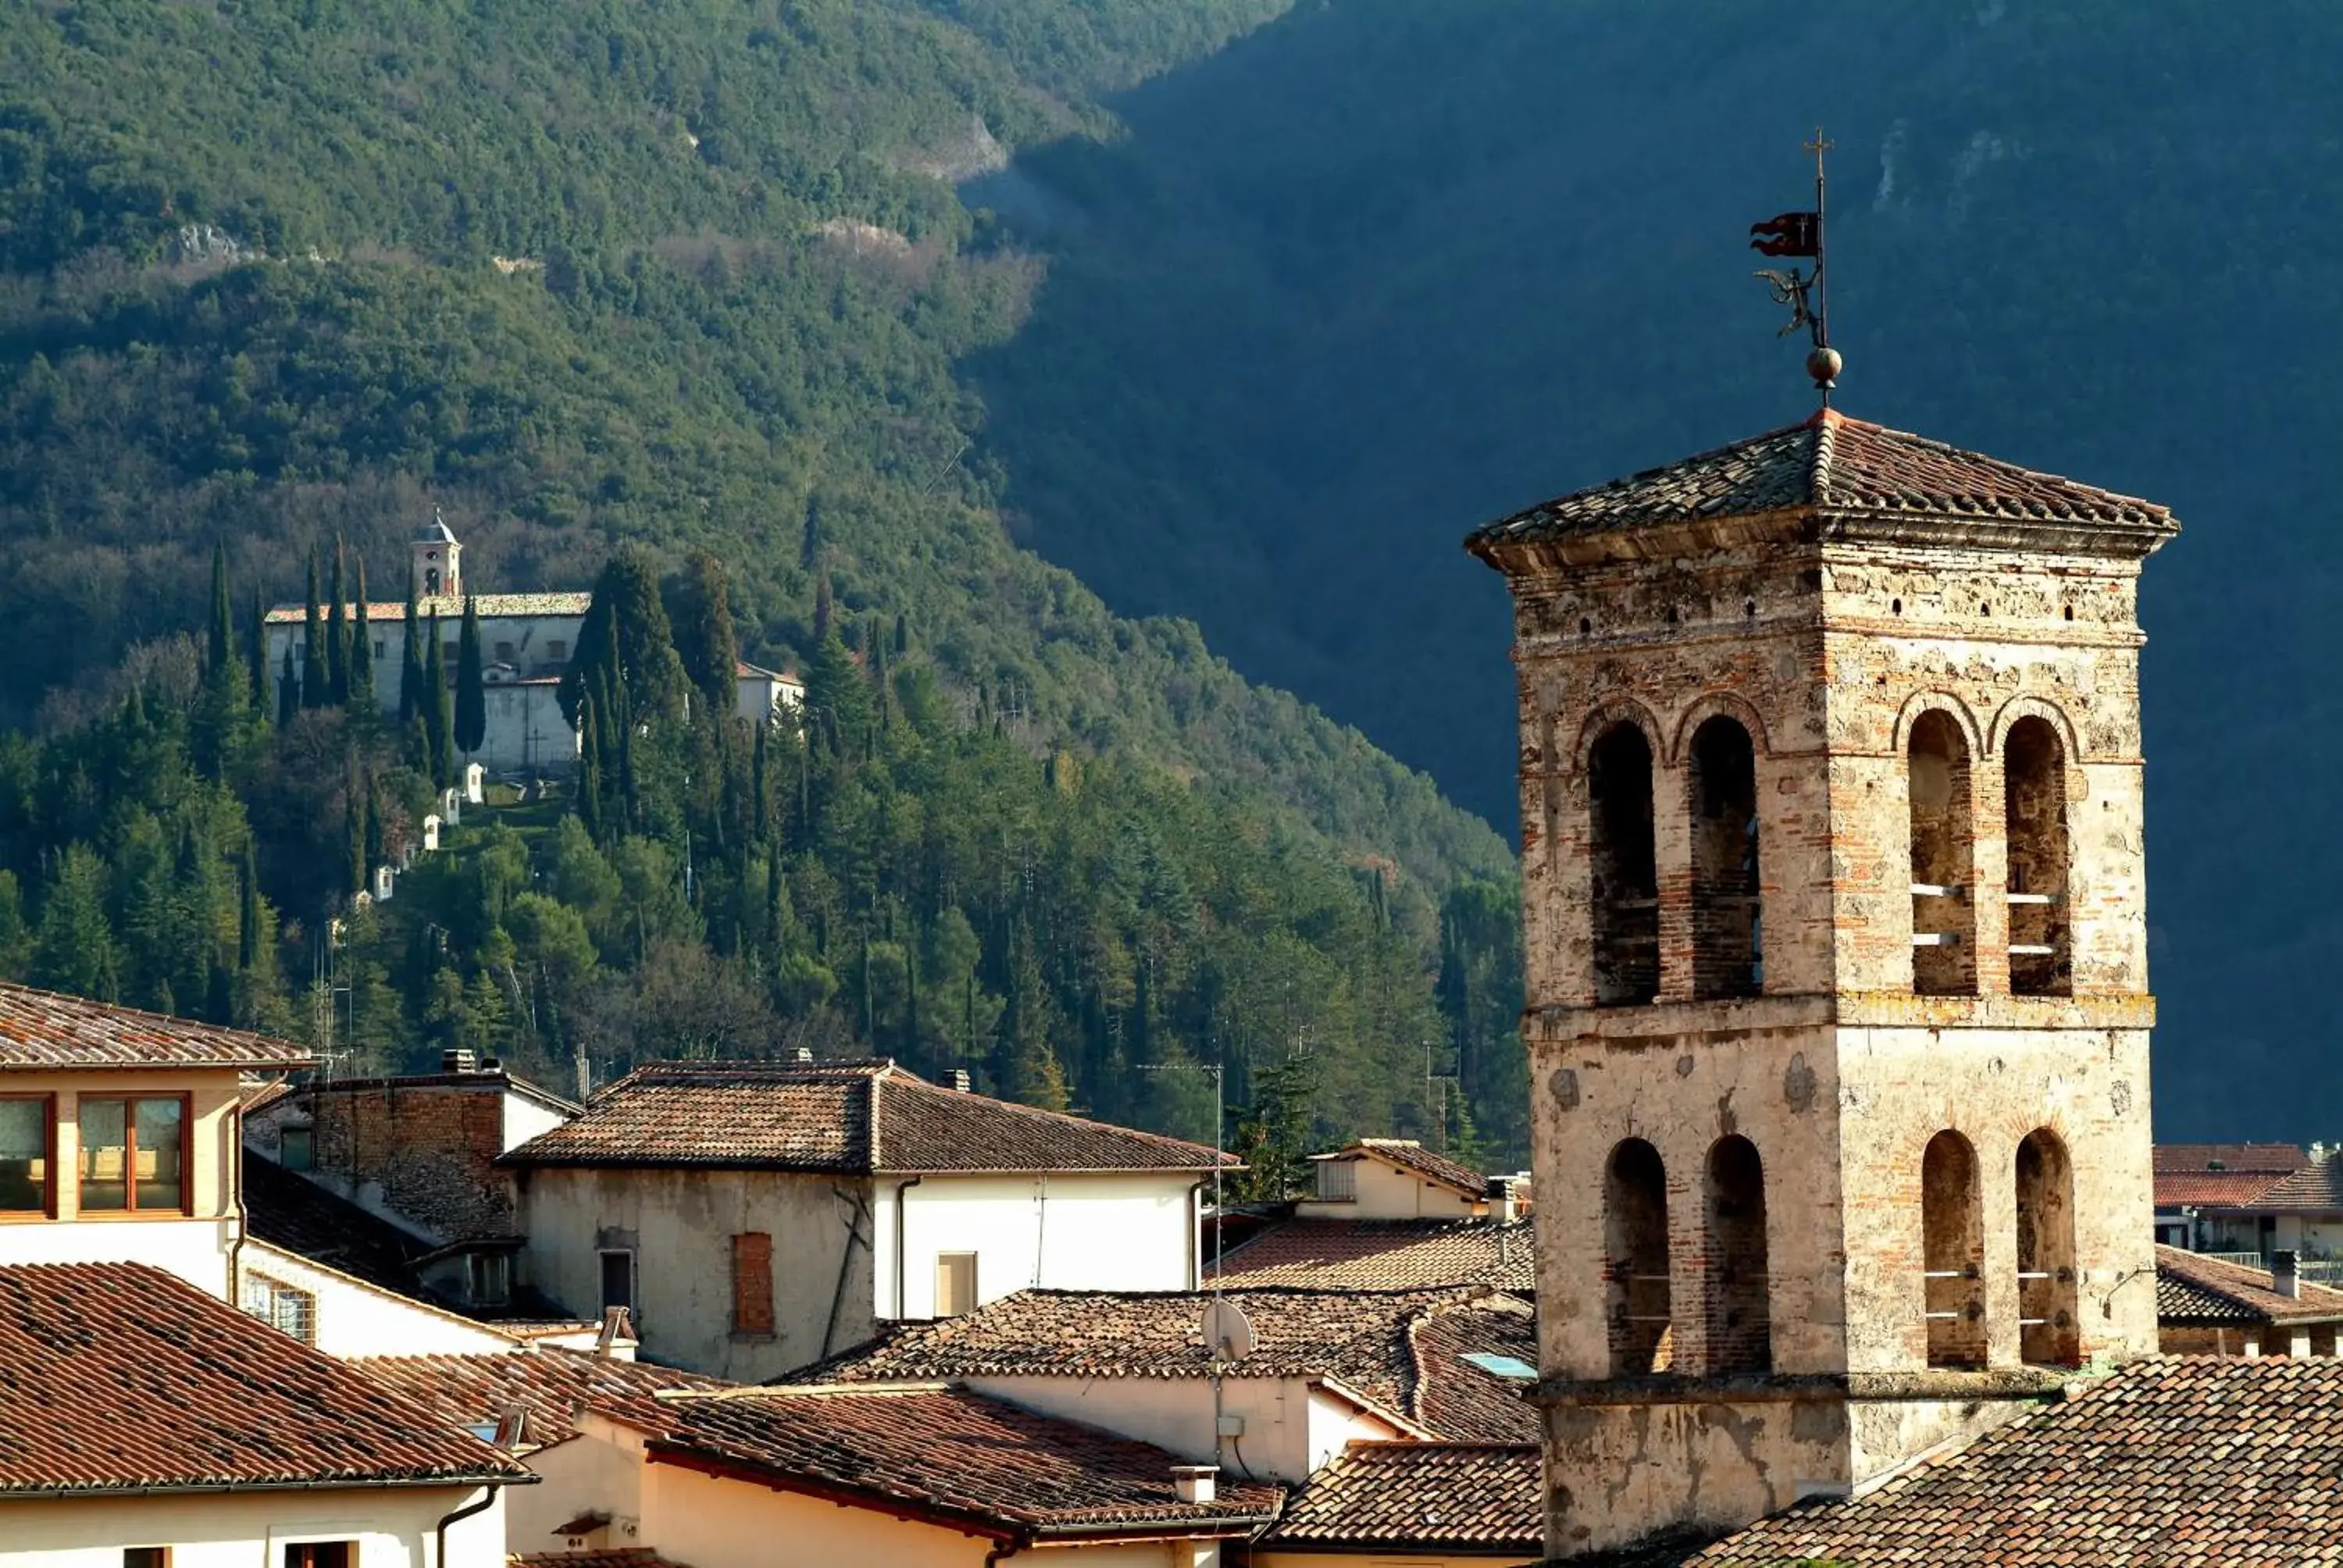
<box><xmin>1606</xmin><ymin>1138</ymin><xmax>1672</xmax><ymax>1375</ymax></box>
<box><xmin>1908</xmin><ymin>711</ymin><xmax>1977</xmax><ymax>996</ymax></box>
<box><xmin>2016</xmin><ymin>1128</ymin><xmax>2081</xmax><ymax>1367</ymax></box>
<box><xmin>1704</xmin><ymin>1135</ymin><xmax>1771</xmax><ymax>1374</ymax></box>
<box><xmin>1689</xmin><ymin>716</ymin><xmax>1762</xmax><ymax>1000</ymax></box>
<box><xmin>1921</xmin><ymin>1130</ymin><xmax>1987</xmax><ymax>1369</ymax></box>
<box><xmin>2004</xmin><ymin>716</ymin><xmax>2071</xmax><ymax>996</ymax></box>
<box><xmin>1589</xmin><ymin>722</ymin><xmax>1660</xmax><ymax>1005</ymax></box>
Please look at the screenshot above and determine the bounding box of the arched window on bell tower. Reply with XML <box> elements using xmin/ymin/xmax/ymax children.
<box><xmin>1921</xmin><ymin>1131</ymin><xmax>1987</xmax><ymax>1369</ymax></box>
<box><xmin>2016</xmin><ymin>1129</ymin><xmax>2080</xmax><ymax>1367</ymax></box>
<box><xmin>1606</xmin><ymin>1138</ymin><xmax>1672</xmax><ymax>1375</ymax></box>
<box><xmin>1704</xmin><ymin>1135</ymin><xmax>1771</xmax><ymax>1374</ymax></box>
<box><xmin>2004</xmin><ymin>716</ymin><xmax>2070</xmax><ymax>996</ymax></box>
<box><xmin>1689</xmin><ymin>717</ymin><xmax>1761</xmax><ymax>1000</ymax></box>
<box><xmin>1908</xmin><ymin>711</ymin><xmax>1977</xmax><ymax>996</ymax></box>
<box><xmin>1589</xmin><ymin>723</ymin><xmax>1659</xmax><ymax>1005</ymax></box>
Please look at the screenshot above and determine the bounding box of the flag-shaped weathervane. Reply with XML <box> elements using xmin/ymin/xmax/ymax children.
<box><xmin>1751</xmin><ymin>129</ymin><xmax>1842</xmax><ymax>402</ymax></box>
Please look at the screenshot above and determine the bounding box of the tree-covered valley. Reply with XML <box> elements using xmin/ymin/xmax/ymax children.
<box><xmin>0</xmin><ymin>0</ymin><xmax>1521</xmax><ymax>1174</ymax></box>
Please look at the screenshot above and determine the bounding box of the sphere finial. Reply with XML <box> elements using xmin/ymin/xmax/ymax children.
<box><xmin>1807</xmin><ymin>344</ymin><xmax>1842</xmax><ymax>393</ymax></box>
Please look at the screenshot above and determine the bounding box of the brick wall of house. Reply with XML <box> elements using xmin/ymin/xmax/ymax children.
<box><xmin>274</xmin><ymin>1078</ymin><xmax>522</xmax><ymax>1241</ymax></box>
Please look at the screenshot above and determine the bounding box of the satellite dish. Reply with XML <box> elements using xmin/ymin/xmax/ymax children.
<box><xmin>1200</xmin><ymin>1298</ymin><xmax>1257</xmax><ymax>1362</ymax></box>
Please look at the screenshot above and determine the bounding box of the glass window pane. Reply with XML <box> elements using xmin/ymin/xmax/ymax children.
<box><xmin>0</xmin><ymin>1100</ymin><xmax>46</xmax><ymax>1212</ymax></box>
<box><xmin>79</xmin><ymin>1099</ymin><xmax>127</xmax><ymax>1210</ymax></box>
<box><xmin>135</xmin><ymin>1099</ymin><xmax>184</xmax><ymax>1213</ymax></box>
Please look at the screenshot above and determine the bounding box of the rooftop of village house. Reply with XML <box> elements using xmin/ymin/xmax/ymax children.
<box><xmin>2156</xmin><ymin>1243</ymin><xmax>2343</xmax><ymax>1327</ymax></box>
<box><xmin>1207</xmin><ymin>1215</ymin><xmax>1536</xmax><ymax>1292</ymax></box>
<box><xmin>0</xmin><ymin>978</ymin><xmax>313</xmax><ymax>1073</ymax></box>
<box><xmin>499</xmin><ymin>1058</ymin><xmax>1234</xmax><ymax>1174</ymax></box>
<box><xmin>1257</xmin><ymin>1441</ymin><xmax>1542</xmax><ymax>1556</ymax></box>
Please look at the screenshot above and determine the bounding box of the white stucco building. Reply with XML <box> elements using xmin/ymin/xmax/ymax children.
<box><xmin>264</xmin><ymin>516</ymin><xmax>802</xmax><ymax>777</ymax></box>
<box><xmin>500</xmin><ymin>1059</ymin><xmax>1232</xmax><ymax>1381</ymax></box>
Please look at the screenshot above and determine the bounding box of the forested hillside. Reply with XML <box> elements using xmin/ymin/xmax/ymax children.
<box><xmin>970</xmin><ymin>0</ymin><xmax>2343</xmax><ymax>1139</ymax></box>
<box><xmin>0</xmin><ymin>0</ymin><xmax>1528</xmax><ymax>1168</ymax></box>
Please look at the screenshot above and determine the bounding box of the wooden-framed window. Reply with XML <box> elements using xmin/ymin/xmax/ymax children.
<box><xmin>77</xmin><ymin>1095</ymin><xmax>191</xmax><ymax>1213</ymax></box>
<box><xmin>284</xmin><ymin>1545</ymin><xmax>354</xmax><ymax>1568</ymax></box>
<box><xmin>732</xmin><ymin>1231</ymin><xmax>776</xmax><ymax>1336</ymax></box>
<box><xmin>123</xmin><ymin>1548</ymin><xmax>169</xmax><ymax>1568</ymax></box>
<box><xmin>936</xmin><ymin>1251</ymin><xmax>979</xmax><ymax>1318</ymax></box>
<box><xmin>0</xmin><ymin>1094</ymin><xmax>56</xmax><ymax>1217</ymax></box>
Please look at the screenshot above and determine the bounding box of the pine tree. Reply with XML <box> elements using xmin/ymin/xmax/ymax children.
<box><xmin>300</xmin><ymin>551</ymin><xmax>327</xmax><ymax>707</ymax></box>
<box><xmin>326</xmin><ymin>539</ymin><xmax>350</xmax><ymax>707</ymax></box>
<box><xmin>455</xmin><ymin>595</ymin><xmax>487</xmax><ymax>760</ymax></box>
<box><xmin>805</xmin><ymin>633</ymin><xmax>871</xmax><ymax>750</ymax></box>
<box><xmin>208</xmin><ymin>541</ymin><xmax>234</xmax><ymax>675</ymax></box>
<box><xmin>893</xmin><ymin>612</ymin><xmax>908</xmax><ymax>656</ymax></box>
<box><xmin>237</xmin><ymin>844</ymin><xmax>262</xmax><ymax>971</ymax></box>
<box><xmin>350</xmin><ymin>558</ymin><xmax>375</xmax><ymax>714</ymax></box>
<box><xmin>423</xmin><ymin>611</ymin><xmax>453</xmax><ymax>786</ymax></box>
<box><xmin>812</xmin><ymin>570</ymin><xmax>833</xmax><ymax>644</ymax></box>
<box><xmin>399</xmin><ymin>561</ymin><xmax>423</xmax><ymax>725</ymax></box>
<box><xmin>32</xmin><ymin>846</ymin><xmax>119</xmax><ymax>1001</ymax></box>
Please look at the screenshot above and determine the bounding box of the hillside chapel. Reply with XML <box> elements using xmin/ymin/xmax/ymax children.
<box><xmin>264</xmin><ymin>515</ymin><xmax>802</xmax><ymax>775</ymax></box>
<box><xmin>1467</xmin><ymin>405</ymin><xmax>2177</xmax><ymax>1558</ymax></box>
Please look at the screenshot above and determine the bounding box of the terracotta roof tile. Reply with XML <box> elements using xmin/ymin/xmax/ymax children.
<box><xmin>503</xmin><ymin>1060</ymin><xmax>1230</xmax><ymax>1174</ymax></box>
<box><xmin>2156</xmin><ymin>1169</ymin><xmax>2297</xmax><ymax>1206</ymax></box>
<box><xmin>2241</xmin><ymin>1157</ymin><xmax>2343</xmax><ymax>1213</ymax></box>
<box><xmin>2156</xmin><ymin>1245</ymin><xmax>2343</xmax><ymax>1325</ymax></box>
<box><xmin>0</xmin><ymin>981</ymin><xmax>312</xmax><ymax>1072</ymax></box>
<box><xmin>1325</xmin><ymin>1137</ymin><xmax>1489</xmax><ymax>1199</ymax></box>
<box><xmin>1467</xmin><ymin>408</ymin><xmax>2177</xmax><ymax>551</ymax></box>
<box><xmin>353</xmin><ymin>1348</ymin><xmax>726</xmax><ymax>1447</ymax></box>
<box><xmin>2154</xmin><ymin>1142</ymin><xmax>2307</xmax><ymax>1174</ymax></box>
<box><xmin>0</xmin><ymin>1261</ymin><xmax>526</xmax><ymax>1495</ymax></box>
<box><xmin>1690</xmin><ymin>1356</ymin><xmax>2343</xmax><ymax>1566</ymax></box>
<box><xmin>811</xmin><ymin>1286</ymin><xmax>1537</xmax><ymax>1441</ymax></box>
<box><xmin>512</xmin><ymin>1555</ymin><xmax>688</xmax><ymax>1568</ymax></box>
<box><xmin>1260</xmin><ymin>1441</ymin><xmax>1542</xmax><ymax>1552</ymax></box>
<box><xmin>633</xmin><ymin>1384</ymin><xmax>1281</xmax><ymax>1537</ymax></box>
<box><xmin>265</xmin><ymin>593</ymin><xmax>591</xmax><ymax>625</ymax></box>
<box><xmin>244</xmin><ymin>1153</ymin><xmax>437</xmax><ymax>1296</ymax></box>
<box><xmin>1208</xmin><ymin>1217</ymin><xmax>1535</xmax><ymax>1291</ymax></box>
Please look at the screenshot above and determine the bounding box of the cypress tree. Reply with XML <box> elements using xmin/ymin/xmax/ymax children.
<box><xmin>246</xmin><ymin>586</ymin><xmax>267</xmax><ymax>711</ymax></box>
<box><xmin>455</xmin><ymin>595</ymin><xmax>487</xmax><ymax>760</ymax></box>
<box><xmin>326</xmin><ymin>539</ymin><xmax>350</xmax><ymax>707</ymax></box>
<box><xmin>812</xmin><ymin>570</ymin><xmax>833</xmax><ymax>644</ymax></box>
<box><xmin>300</xmin><ymin>551</ymin><xmax>326</xmax><ymax>707</ymax></box>
<box><xmin>399</xmin><ymin>561</ymin><xmax>423</xmax><ymax>725</ymax></box>
<box><xmin>576</xmin><ymin>690</ymin><xmax>604</xmax><ymax>841</ymax></box>
<box><xmin>276</xmin><ymin>646</ymin><xmax>298</xmax><ymax>729</ymax></box>
<box><xmin>675</xmin><ymin>551</ymin><xmax>740</xmax><ymax>718</ymax></box>
<box><xmin>208</xmin><ymin>541</ymin><xmax>234</xmax><ymax>675</ymax></box>
<box><xmin>350</xmin><ymin>558</ymin><xmax>375</xmax><ymax>714</ymax></box>
<box><xmin>344</xmin><ymin>757</ymin><xmax>365</xmax><ymax>901</ymax></box>
<box><xmin>423</xmin><ymin>611</ymin><xmax>452</xmax><ymax>786</ymax></box>
<box><xmin>893</xmin><ymin>612</ymin><xmax>908</xmax><ymax>657</ymax></box>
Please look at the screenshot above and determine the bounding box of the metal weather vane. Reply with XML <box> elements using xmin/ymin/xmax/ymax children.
<box><xmin>1749</xmin><ymin>128</ymin><xmax>1842</xmax><ymax>404</ymax></box>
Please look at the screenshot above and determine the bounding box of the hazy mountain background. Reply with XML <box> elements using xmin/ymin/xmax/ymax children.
<box><xmin>0</xmin><ymin>0</ymin><xmax>2331</xmax><ymax>1146</ymax></box>
<box><xmin>968</xmin><ymin>0</ymin><xmax>2337</xmax><ymax>1140</ymax></box>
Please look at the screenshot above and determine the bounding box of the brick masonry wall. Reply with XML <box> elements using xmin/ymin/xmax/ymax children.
<box><xmin>299</xmin><ymin>1082</ymin><xmax>517</xmax><ymax>1240</ymax></box>
<box><xmin>1505</xmin><ymin>516</ymin><xmax>2164</xmax><ymax>1551</ymax></box>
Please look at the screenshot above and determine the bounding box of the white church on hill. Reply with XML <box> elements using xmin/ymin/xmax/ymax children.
<box><xmin>265</xmin><ymin>515</ymin><xmax>802</xmax><ymax>777</ymax></box>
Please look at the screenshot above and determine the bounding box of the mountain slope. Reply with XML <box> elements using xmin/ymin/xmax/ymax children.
<box><xmin>967</xmin><ymin>0</ymin><xmax>2343</xmax><ymax>1139</ymax></box>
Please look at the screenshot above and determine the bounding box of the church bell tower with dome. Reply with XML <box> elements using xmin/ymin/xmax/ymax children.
<box><xmin>1465</xmin><ymin>403</ymin><xmax>2178</xmax><ymax>1557</ymax></box>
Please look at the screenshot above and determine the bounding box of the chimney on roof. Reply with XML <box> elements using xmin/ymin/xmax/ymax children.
<box><xmin>441</xmin><ymin>1047</ymin><xmax>480</xmax><ymax>1074</ymax></box>
<box><xmin>2274</xmin><ymin>1249</ymin><xmax>2302</xmax><ymax>1298</ymax></box>
<box><xmin>1485</xmin><ymin>1174</ymin><xmax>1519</xmax><ymax>1224</ymax></box>
<box><xmin>951</xmin><ymin>1069</ymin><xmax>972</xmax><ymax>1092</ymax></box>
<box><xmin>795</xmin><ymin>1047</ymin><xmax>815</xmax><ymax>1064</ymax></box>
<box><xmin>1172</xmin><ymin>1464</ymin><xmax>1218</xmax><ymax>1504</ymax></box>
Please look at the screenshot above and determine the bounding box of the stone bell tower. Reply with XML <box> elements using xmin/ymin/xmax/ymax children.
<box><xmin>414</xmin><ymin>508</ymin><xmax>462</xmax><ymax>600</ymax></box>
<box><xmin>1465</xmin><ymin>408</ymin><xmax>2177</xmax><ymax>1559</ymax></box>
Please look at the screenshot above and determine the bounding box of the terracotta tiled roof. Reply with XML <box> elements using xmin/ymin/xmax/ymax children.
<box><xmin>1259</xmin><ymin>1441</ymin><xmax>1542</xmax><ymax>1552</ymax></box>
<box><xmin>629</xmin><ymin>1384</ymin><xmax>1281</xmax><ymax>1538</ymax></box>
<box><xmin>2156</xmin><ymin>1245</ymin><xmax>2343</xmax><ymax>1325</ymax></box>
<box><xmin>2241</xmin><ymin>1158</ymin><xmax>2343</xmax><ymax>1213</ymax></box>
<box><xmin>503</xmin><ymin>1060</ymin><xmax>1231</xmax><ymax>1174</ymax></box>
<box><xmin>244</xmin><ymin>1153</ymin><xmax>439</xmax><ymax>1295</ymax></box>
<box><xmin>264</xmin><ymin>593</ymin><xmax>591</xmax><ymax>624</ymax></box>
<box><xmin>354</xmin><ymin>1348</ymin><xmax>726</xmax><ymax>1447</ymax></box>
<box><xmin>286</xmin><ymin>1068</ymin><xmax>583</xmax><ymax>1115</ymax></box>
<box><xmin>2156</xmin><ymin>1169</ymin><xmax>2298</xmax><ymax>1207</ymax></box>
<box><xmin>1690</xmin><ymin>1356</ymin><xmax>2343</xmax><ymax>1566</ymax></box>
<box><xmin>1467</xmin><ymin>408</ymin><xmax>2177</xmax><ymax>551</ymax></box>
<box><xmin>0</xmin><ymin>1261</ymin><xmax>526</xmax><ymax>1495</ymax></box>
<box><xmin>1208</xmin><ymin>1217</ymin><xmax>1535</xmax><ymax>1291</ymax></box>
<box><xmin>512</xmin><ymin>1555</ymin><xmax>688</xmax><ymax>1568</ymax></box>
<box><xmin>2155</xmin><ymin>1142</ymin><xmax>2307</xmax><ymax>1175</ymax></box>
<box><xmin>0</xmin><ymin>981</ymin><xmax>312</xmax><ymax>1071</ymax></box>
<box><xmin>811</xmin><ymin>1286</ymin><xmax>1537</xmax><ymax>1441</ymax></box>
<box><xmin>1322</xmin><ymin>1137</ymin><xmax>1489</xmax><ymax>1199</ymax></box>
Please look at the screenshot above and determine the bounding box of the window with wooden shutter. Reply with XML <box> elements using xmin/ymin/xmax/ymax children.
<box><xmin>732</xmin><ymin>1231</ymin><xmax>775</xmax><ymax>1337</ymax></box>
<box><xmin>936</xmin><ymin>1251</ymin><xmax>978</xmax><ymax>1318</ymax></box>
